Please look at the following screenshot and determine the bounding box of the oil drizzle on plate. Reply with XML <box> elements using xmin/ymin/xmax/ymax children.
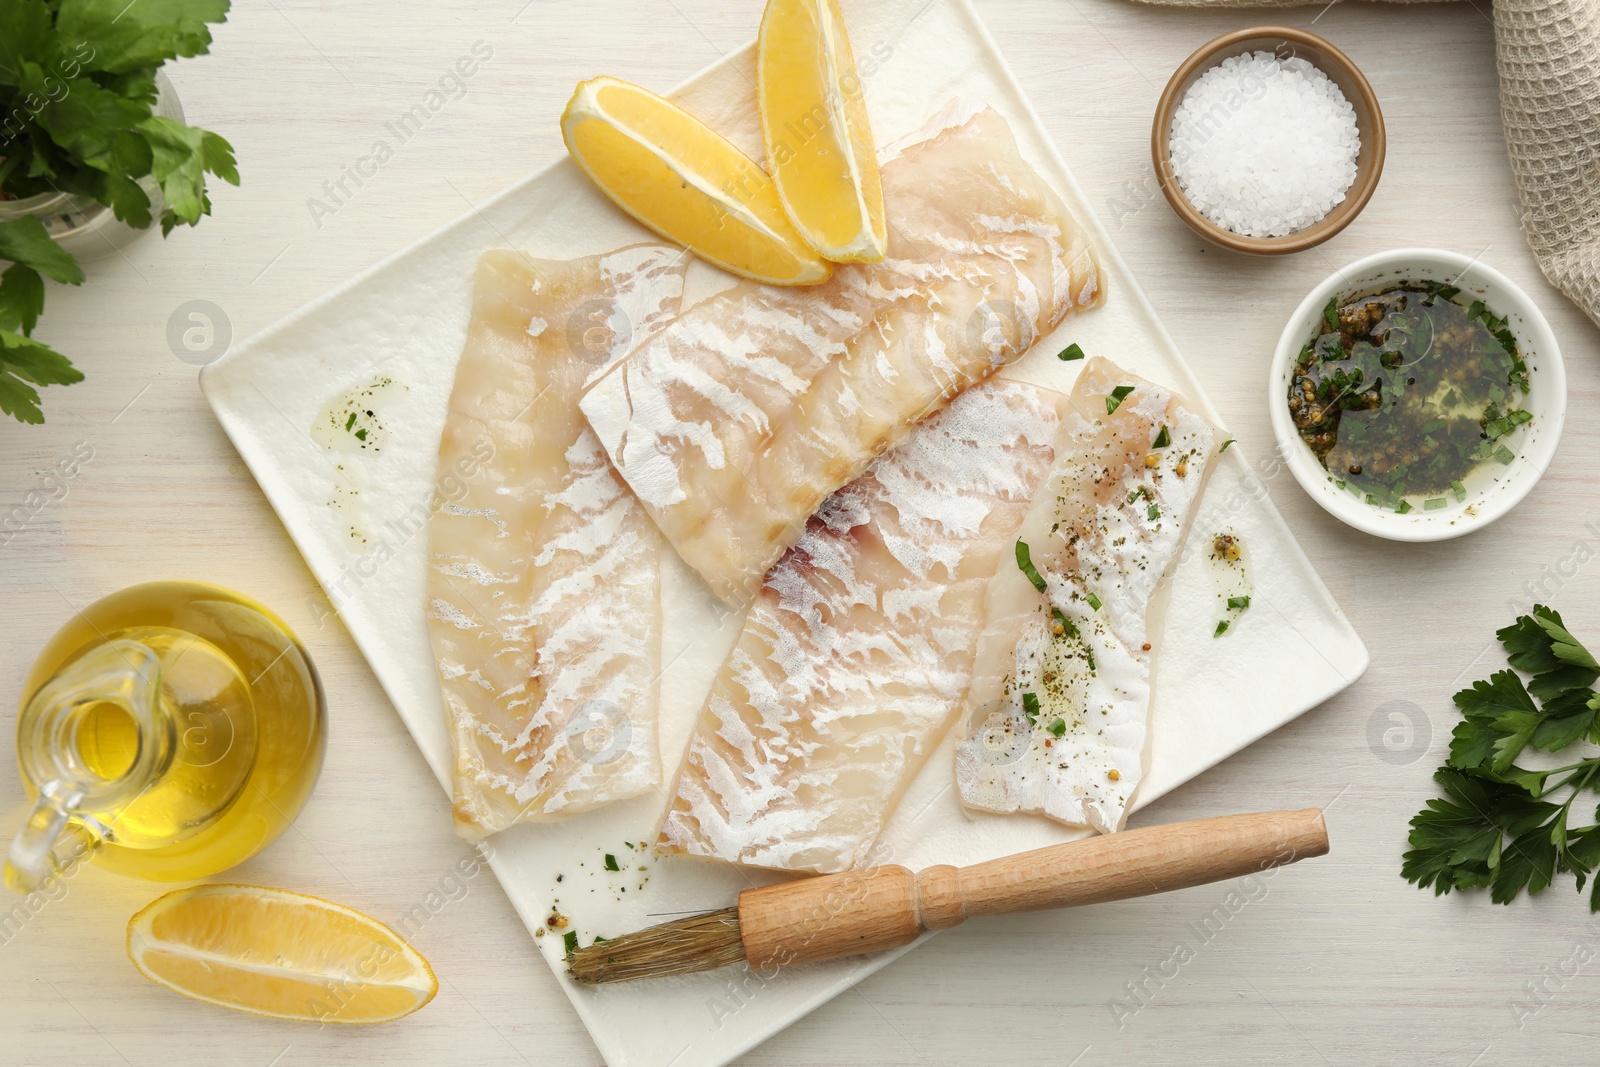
<box><xmin>310</xmin><ymin>378</ymin><xmax>404</xmax><ymax>549</ymax></box>
<box><xmin>1207</xmin><ymin>531</ymin><xmax>1252</xmax><ymax>638</ymax></box>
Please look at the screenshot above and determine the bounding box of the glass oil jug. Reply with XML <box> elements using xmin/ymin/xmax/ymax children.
<box><xmin>6</xmin><ymin>582</ymin><xmax>326</xmax><ymax>890</ymax></box>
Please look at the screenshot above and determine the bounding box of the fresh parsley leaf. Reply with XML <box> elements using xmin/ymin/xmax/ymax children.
<box><xmin>1407</xmin><ymin>610</ymin><xmax>1600</xmax><ymax>911</ymax></box>
<box><xmin>57</xmin><ymin>0</ymin><xmax>232</xmax><ymax>76</ymax></box>
<box><xmin>0</xmin><ymin>216</ymin><xmax>85</xmax><ymax>286</ymax></box>
<box><xmin>1153</xmin><ymin>425</ymin><xmax>1170</xmax><ymax>449</ymax></box>
<box><xmin>562</xmin><ymin>930</ymin><xmax>578</xmax><ymax>955</ymax></box>
<box><xmin>1499</xmin><ymin>605</ymin><xmax>1600</xmax><ymax>700</ymax></box>
<box><xmin>0</xmin><ymin>263</ymin><xmax>44</xmax><ymax>334</ymax></box>
<box><xmin>1048</xmin><ymin>717</ymin><xmax>1066</xmax><ymax>738</ymax></box>
<box><xmin>1014</xmin><ymin>540</ymin><xmax>1048</xmax><ymax>594</ymax></box>
<box><xmin>603</xmin><ymin>853</ymin><xmax>619</xmax><ymax>872</ymax></box>
<box><xmin>1451</xmin><ymin>669</ymin><xmax>1540</xmax><ymax>771</ymax></box>
<box><xmin>1226</xmin><ymin>596</ymin><xmax>1250</xmax><ymax>610</ymax></box>
<box><xmin>1529</xmin><ymin>688</ymin><xmax>1600</xmax><ymax>753</ymax></box>
<box><xmin>1213</xmin><ymin>620</ymin><xmax>1229</xmax><ymax>638</ymax></box>
<box><xmin>0</xmin><ymin>329</ymin><xmax>83</xmax><ymax>423</ymax></box>
<box><xmin>1403</xmin><ymin>767</ymin><xmax>1558</xmax><ymax>897</ymax></box>
<box><xmin>1057</xmin><ymin>342</ymin><xmax>1084</xmax><ymax>361</ymax></box>
<box><xmin>138</xmin><ymin>115</ymin><xmax>239</xmax><ymax>231</ymax></box>
<box><xmin>1323</xmin><ymin>297</ymin><xmax>1339</xmax><ymax>333</ymax></box>
<box><xmin>1105</xmin><ymin>385</ymin><xmax>1135</xmax><ymax>414</ymax></box>
<box><xmin>0</xmin><ymin>0</ymin><xmax>55</xmax><ymax>86</ymax></box>
<box><xmin>1021</xmin><ymin>691</ymin><xmax>1041</xmax><ymax>727</ymax></box>
<box><xmin>33</xmin><ymin>71</ymin><xmax>149</xmax><ymax>168</ymax></box>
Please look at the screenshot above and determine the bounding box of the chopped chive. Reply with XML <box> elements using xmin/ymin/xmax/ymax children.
<box><xmin>1227</xmin><ymin>595</ymin><xmax>1251</xmax><ymax>610</ymax></box>
<box><xmin>1147</xmin><ymin>503</ymin><xmax>1161</xmax><ymax>522</ymax></box>
<box><xmin>1153</xmin><ymin>425</ymin><xmax>1171</xmax><ymax>449</ymax></box>
<box><xmin>1396</xmin><ymin>499</ymin><xmax>1413</xmax><ymax>514</ymax></box>
<box><xmin>1424</xmin><ymin>497</ymin><xmax>1448</xmax><ymax>511</ymax></box>
<box><xmin>1452</xmin><ymin>479</ymin><xmax>1467</xmax><ymax>501</ymax></box>
<box><xmin>1106</xmin><ymin>385</ymin><xmax>1135</xmax><ymax>414</ymax></box>
<box><xmin>592</xmin><ymin>935</ymin><xmax>608</xmax><ymax>944</ymax></box>
<box><xmin>1015</xmin><ymin>540</ymin><xmax>1048</xmax><ymax>593</ymax></box>
<box><xmin>1493</xmin><ymin>444</ymin><xmax>1516</xmax><ymax>464</ymax></box>
<box><xmin>1057</xmin><ymin>342</ymin><xmax>1085</xmax><ymax>361</ymax></box>
<box><xmin>604</xmin><ymin>853</ymin><xmax>620</xmax><ymax>871</ymax></box>
<box><xmin>1052</xmin><ymin>606</ymin><xmax>1079</xmax><ymax>640</ymax></box>
<box><xmin>563</xmin><ymin>930</ymin><xmax>578</xmax><ymax>955</ymax></box>
<box><xmin>1085</xmin><ymin>591</ymin><xmax>1102</xmax><ymax>611</ymax></box>
<box><xmin>1022</xmin><ymin>691</ymin><xmax>1041</xmax><ymax>727</ymax></box>
<box><xmin>344</xmin><ymin>412</ymin><xmax>356</xmax><ymax>431</ymax></box>
<box><xmin>1219</xmin><ymin>438</ymin><xmax>1235</xmax><ymax>453</ymax></box>
<box><xmin>1214</xmin><ymin>620</ymin><xmax>1230</xmax><ymax>638</ymax></box>
<box><xmin>354</xmin><ymin>428</ymin><xmax>368</xmax><ymax>441</ymax></box>
<box><xmin>1048</xmin><ymin>717</ymin><xmax>1067</xmax><ymax>738</ymax></box>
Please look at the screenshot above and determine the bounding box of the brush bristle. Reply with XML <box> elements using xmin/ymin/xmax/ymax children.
<box><xmin>566</xmin><ymin>906</ymin><xmax>746</xmax><ymax>984</ymax></box>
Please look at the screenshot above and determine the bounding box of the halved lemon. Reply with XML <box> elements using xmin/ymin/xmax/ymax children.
<box><xmin>127</xmin><ymin>884</ymin><xmax>437</xmax><ymax>1024</ymax></box>
<box><xmin>758</xmin><ymin>0</ymin><xmax>887</xmax><ymax>263</ymax></box>
<box><xmin>562</xmin><ymin>76</ymin><xmax>831</xmax><ymax>286</ymax></box>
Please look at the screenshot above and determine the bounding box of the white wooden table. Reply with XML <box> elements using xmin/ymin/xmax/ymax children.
<box><xmin>3</xmin><ymin>1</ymin><xmax>1597</xmax><ymax>1064</ymax></box>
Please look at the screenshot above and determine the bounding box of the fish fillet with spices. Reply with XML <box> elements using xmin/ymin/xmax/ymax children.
<box><xmin>955</xmin><ymin>358</ymin><xmax>1219</xmax><ymax>833</ymax></box>
<box><xmin>658</xmin><ymin>380</ymin><xmax>1062</xmax><ymax>873</ymax></box>
<box><xmin>580</xmin><ymin>102</ymin><xmax>1102</xmax><ymax>605</ymax></box>
<box><xmin>428</xmin><ymin>245</ymin><xmax>685</xmax><ymax>836</ymax></box>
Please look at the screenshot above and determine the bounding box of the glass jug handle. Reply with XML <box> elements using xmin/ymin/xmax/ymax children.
<box><xmin>6</xmin><ymin>786</ymin><xmax>82</xmax><ymax>892</ymax></box>
<box><xmin>5</xmin><ymin>640</ymin><xmax>165</xmax><ymax>893</ymax></box>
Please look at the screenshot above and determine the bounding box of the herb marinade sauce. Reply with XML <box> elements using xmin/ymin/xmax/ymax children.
<box><xmin>1288</xmin><ymin>282</ymin><xmax>1531</xmax><ymax>513</ymax></box>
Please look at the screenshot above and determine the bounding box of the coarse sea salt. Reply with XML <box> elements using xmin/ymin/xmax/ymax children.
<box><xmin>1169</xmin><ymin>51</ymin><xmax>1360</xmax><ymax>239</ymax></box>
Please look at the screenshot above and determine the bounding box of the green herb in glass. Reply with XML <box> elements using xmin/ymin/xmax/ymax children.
<box><xmin>0</xmin><ymin>0</ymin><xmax>239</xmax><ymax>423</ymax></box>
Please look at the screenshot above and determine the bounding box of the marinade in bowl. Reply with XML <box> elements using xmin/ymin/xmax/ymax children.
<box><xmin>1287</xmin><ymin>281</ymin><xmax>1531</xmax><ymax>513</ymax></box>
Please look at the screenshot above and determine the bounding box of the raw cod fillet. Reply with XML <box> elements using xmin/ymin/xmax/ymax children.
<box><xmin>657</xmin><ymin>380</ymin><xmax>1062</xmax><ymax>874</ymax></box>
<box><xmin>580</xmin><ymin>102</ymin><xmax>1102</xmax><ymax>605</ymax></box>
<box><xmin>954</xmin><ymin>358</ymin><xmax>1218</xmax><ymax>834</ymax></box>
<box><xmin>427</xmin><ymin>245</ymin><xmax>686</xmax><ymax>836</ymax></box>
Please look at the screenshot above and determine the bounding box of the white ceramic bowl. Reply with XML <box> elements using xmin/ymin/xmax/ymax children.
<box><xmin>1268</xmin><ymin>247</ymin><xmax>1566</xmax><ymax>540</ymax></box>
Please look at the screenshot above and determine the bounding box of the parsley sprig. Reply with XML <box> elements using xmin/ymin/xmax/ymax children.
<box><xmin>0</xmin><ymin>0</ymin><xmax>238</xmax><ymax>423</ymax></box>
<box><xmin>1403</xmin><ymin>606</ymin><xmax>1600</xmax><ymax>907</ymax></box>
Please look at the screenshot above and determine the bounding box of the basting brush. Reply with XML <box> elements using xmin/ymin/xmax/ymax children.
<box><xmin>567</xmin><ymin>808</ymin><xmax>1327</xmax><ymax>983</ymax></box>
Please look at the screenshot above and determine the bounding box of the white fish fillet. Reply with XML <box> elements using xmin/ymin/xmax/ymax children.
<box><xmin>657</xmin><ymin>381</ymin><xmax>1062</xmax><ymax>873</ymax></box>
<box><xmin>955</xmin><ymin>358</ymin><xmax>1218</xmax><ymax>834</ymax></box>
<box><xmin>427</xmin><ymin>245</ymin><xmax>686</xmax><ymax>835</ymax></box>
<box><xmin>580</xmin><ymin>103</ymin><xmax>1102</xmax><ymax>605</ymax></box>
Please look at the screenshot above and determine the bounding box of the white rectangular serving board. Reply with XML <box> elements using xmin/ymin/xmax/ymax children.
<box><xmin>201</xmin><ymin>1</ymin><xmax>1369</xmax><ymax>1063</ymax></box>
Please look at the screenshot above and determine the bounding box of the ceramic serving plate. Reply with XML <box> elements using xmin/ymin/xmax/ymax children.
<box><xmin>201</xmin><ymin>1</ymin><xmax>1369</xmax><ymax>1063</ymax></box>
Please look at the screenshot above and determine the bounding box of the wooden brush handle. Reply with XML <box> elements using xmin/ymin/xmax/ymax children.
<box><xmin>737</xmin><ymin>808</ymin><xmax>1327</xmax><ymax>972</ymax></box>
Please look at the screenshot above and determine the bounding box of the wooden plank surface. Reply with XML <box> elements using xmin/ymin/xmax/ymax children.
<box><xmin>2</xmin><ymin>1</ymin><xmax>1596</xmax><ymax>1064</ymax></box>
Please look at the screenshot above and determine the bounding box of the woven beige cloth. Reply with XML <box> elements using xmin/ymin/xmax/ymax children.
<box><xmin>1128</xmin><ymin>0</ymin><xmax>1600</xmax><ymax>331</ymax></box>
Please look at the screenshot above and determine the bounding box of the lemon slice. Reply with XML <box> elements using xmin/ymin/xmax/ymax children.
<box><xmin>758</xmin><ymin>0</ymin><xmax>887</xmax><ymax>263</ymax></box>
<box><xmin>562</xmin><ymin>76</ymin><xmax>831</xmax><ymax>286</ymax></box>
<box><xmin>127</xmin><ymin>884</ymin><xmax>437</xmax><ymax>1024</ymax></box>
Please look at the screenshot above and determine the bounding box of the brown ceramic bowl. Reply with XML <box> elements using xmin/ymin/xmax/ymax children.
<box><xmin>1151</xmin><ymin>26</ymin><xmax>1385</xmax><ymax>255</ymax></box>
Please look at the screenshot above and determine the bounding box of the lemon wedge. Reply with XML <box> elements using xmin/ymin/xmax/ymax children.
<box><xmin>562</xmin><ymin>76</ymin><xmax>831</xmax><ymax>286</ymax></box>
<box><xmin>758</xmin><ymin>0</ymin><xmax>887</xmax><ymax>262</ymax></box>
<box><xmin>127</xmin><ymin>884</ymin><xmax>437</xmax><ymax>1024</ymax></box>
